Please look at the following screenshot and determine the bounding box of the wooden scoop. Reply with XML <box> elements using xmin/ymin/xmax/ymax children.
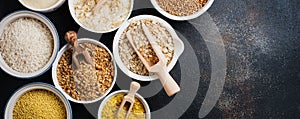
<box><xmin>126</xmin><ymin>23</ymin><xmax>180</xmax><ymax>96</ymax></box>
<box><xmin>65</xmin><ymin>31</ymin><xmax>94</xmax><ymax>69</ymax></box>
<box><xmin>65</xmin><ymin>31</ymin><xmax>100</xmax><ymax>100</ymax></box>
<box><xmin>115</xmin><ymin>81</ymin><xmax>141</xmax><ymax>119</ymax></box>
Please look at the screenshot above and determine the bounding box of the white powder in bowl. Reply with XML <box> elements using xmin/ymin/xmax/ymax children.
<box><xmin>74</xmin><ymin>0</ymin><xmax>131</xmax><ymax>32</ymax></box>
<box><xmin>21</xmin><ymin>0</ymin><xmax>59</xmax><ymax>9</ymax></box>
<box><xmin>0</xmin><ymin>17</ymin><xmax>54</xmax><ymax>73</ymax></box>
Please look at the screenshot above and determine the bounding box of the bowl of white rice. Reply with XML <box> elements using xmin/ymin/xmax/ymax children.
<box><xmin>0</xmin><ymin>11</ymin><xmax>59</xmax><ymax>78</ymax></box>
<box><xmin>68</xmin><ymin>0</ymin><xmax>134</xmax><ymax>33</ymax></box>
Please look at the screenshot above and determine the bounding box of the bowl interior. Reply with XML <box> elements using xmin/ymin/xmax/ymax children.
<box><xmin>19</xmin><ymin>0</ymin><xmax>65</xmax><ymax>12</ymax></box>
<box><xmin>113</xmin><ymin>15</ymin><xmax>184</xmax><ymax>81</ymax></box>
<box><xmin>68</xmin><ymin>0</ymin><xmax>134</xmax><ymax>33</ymax></box>
<box><xmin>52</xmin><ymin>38</ymin><xmax>117</xmax><ymax>104</ymax></box>
<box><xmin>0</xmin><ymin>11</ymin><xmax>59</xmax><ymax>78</ymax></box>
<box><xmin>98</xmin><ymin>90</ymin><xmax>151</xmax><ymax>119</ymax></box>
<box><xmin>4</xmin><ymin>83</ymin><xmax>72</xmax><ymax>119</ymax></box>
<box><xmin>150</xmin><ymin>0</ymin><xmax>214</xmax><ymax>21</ymax></box>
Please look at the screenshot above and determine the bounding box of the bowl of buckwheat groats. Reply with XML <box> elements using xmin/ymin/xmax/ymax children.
<box><xmin>150</xmin><ymin>0</ymin><xmax>214</xmax><ymax>21</ymax></box>
<box><xmin>52</xmin><ymin>38</ymin><xmax>117</xmax><ymax>104</ymax></box>
<box><xmin>113</xmin><ymin>15</ymin><xmax>184</xmax><ymax>81</ymax></box>
<box><xmin>4</xmin><ymin>82</ymin><xmax>72</xmax><ymax>119</ymax></box>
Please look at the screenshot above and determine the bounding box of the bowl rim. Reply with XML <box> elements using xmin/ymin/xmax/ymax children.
<box><xmin>98</xmin><ymin>90</ymin><xmax>151</xmax><ymax>119</ymax></box>
<box><xmin>4</xmin><ymin>82</ymin><xmax>72</xmax><ymax>119</ymax></box>
<box><xmin>68</xmin><ymin>0</ymin><xmax>134</xmax><ymax>33</ymax></box>
<box><xmin>113</xmin><ymin>15</ymin><xmax>185</xmax><ymax>81</ymax></box>
<box><xmin>0</xmin><ymin>10</ymin><xmax>59</xmax><ymax>79</ymax></box>
<box><xmin>150</xmin><ymin>0</ymin><xmax>214</xmax><ymax>21</ymax></box>
<box><xmin>18</xmin><ymin>0</ymin><xmax>66</xmax><ymax>12</ymax></box>
<box><xmin>52</xmin><ymin>38</ymin><xmax>117</xmax><ymax>104</ymax></box>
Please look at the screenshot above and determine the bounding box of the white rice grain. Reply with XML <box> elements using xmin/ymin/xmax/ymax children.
<box><xmin>0</xmin><ymin>17</ymin><xmax>54</xmax><ymax>73</ymax></box>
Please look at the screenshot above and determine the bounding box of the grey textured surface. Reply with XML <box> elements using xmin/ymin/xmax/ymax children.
<box><xmin>0</xmin><ymin>0</ymin><xmax>299</xmax><ymax>118</ymax></box>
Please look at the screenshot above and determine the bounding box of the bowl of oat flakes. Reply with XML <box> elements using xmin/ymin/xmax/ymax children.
<box><xmin>113</xmin><ymin>15</ymin><xmax>184</xmax><ymax>81</ymax></box>
<box><xmin>68</xmin><ymin>0</ymin><xmax>133</xmax><ymax>33</ymax></box>
<box><xmin>0</xmin><ymin>11</ymin><xmax>59</xmax><ymax>78</ymax></box>
<box><xmin>150</xmin><ymin>0</ymin><xmax>214</xmax><ymax>21</ymax></box>
<box><xmin>52</xmin><ymin>38</ymin><xmax>117</xmax><ymax>103</ymax></box>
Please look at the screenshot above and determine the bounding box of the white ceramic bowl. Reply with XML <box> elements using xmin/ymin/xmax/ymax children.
<box><xmin>150</xmin><ymin>0</ymin><xmax>214</xmax><ymax>21</ymax></box>
<box><xmin>68</xmin><ymin>0</ymin><xmax>134</xmax><ymax>33</ymax></box>
<box><xmin>52</xmin><ymin>38</ymin><xmax>117</xmax><ymax>104</ymax></box>
<box><xmin>19</xmin><ymin>0</ymin><xmax>65</xmax><ymax>12</ymax></box>
<box><xmin>0</xmin><ymin>11</ymin><xmax>59</xmax><ymax>78</ymax></box>
<box><xmin>113</xmin><ymin>15</ymin><xmax>184</xmax><ymax>81</ymax></box>
<box><xmin>98</xmin><ymin>90</ymin><xmax>151</xmax><ymax>119</ymax></box>
<box><xmin>4</xmin><ymin>82</ymin><xmax>72</xmax><ymax>119</ymax></box>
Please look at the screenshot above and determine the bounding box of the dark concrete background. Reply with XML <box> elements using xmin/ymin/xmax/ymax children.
<box><xmin>0</xmin><ymin>0</ymin><xmax>299</xmax><ymax>118</ymax></box>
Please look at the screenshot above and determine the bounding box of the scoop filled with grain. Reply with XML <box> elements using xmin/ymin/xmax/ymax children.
<box><xmin>52</xmin><ymin>38</ymin><xmax>117</xmax><ymax>103</ymax></box>
<box><xmin>98</xmin><ymin>90</ymin><xmax>151</xmax><ymax>119</ymax></box>
<box><xmin>113</xmin><ymin>15</ymin><xmax>184</xmax><ymax>81</ymax></box>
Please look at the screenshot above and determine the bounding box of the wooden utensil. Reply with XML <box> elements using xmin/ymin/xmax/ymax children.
<box><xmin>65</xmin><ymin>31</ymin><xmax>94</xmax><ymax>69</ymax></box>
<box><xmin>115</xmin><ymin>81</ymin><xmax>141</xmax><ymax>119</ymax></box>
<box><xmin>65</xmin><ymin>31</ymin><xmax>100</xmax><ymax>100</ymax></box>
<box><xmin>126</xmin><ymin>23</ymin><xmax>180</xmax><ymax>96</ymax></box>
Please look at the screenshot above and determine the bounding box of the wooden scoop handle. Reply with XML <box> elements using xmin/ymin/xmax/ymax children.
<box><xmin>65</xmin><ymin>31</ymin><xmax>78</xmax><ymax>47</ymax></box>
<box><xmin>127</xmin><ymin>81</ymin><xmax>141</xmax><ymax>98</ymax></box>
<box><xmin>156</xmin><ymin>67</ymin><xmax>180</xmax><ymax>96</ymax></box>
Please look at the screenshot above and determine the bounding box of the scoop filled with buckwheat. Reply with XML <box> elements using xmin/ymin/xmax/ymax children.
<box><xmin>52</xmin><ymin>38</ymin><xmax>117</xmax><ymax>103</ymax></box>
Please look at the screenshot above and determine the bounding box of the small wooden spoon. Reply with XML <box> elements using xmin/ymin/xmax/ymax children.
<box><xmin>65</xmin><ymin>31</ymin><xmax>94</xmax><ymax>69</ymax></box>
<box><xmin>65</xmin><ymin>31</ymin><xmax>100</xmax><ymax>100</ymax></box>
<box><xmin>126</xmin><ymin>23</ymin><xmax>180</xmax><ymax>96</ymax></box>
<box><xmin>115</xmin><ymin>81</ymin><xmax>141</xmax><ymax>119</ymax></box>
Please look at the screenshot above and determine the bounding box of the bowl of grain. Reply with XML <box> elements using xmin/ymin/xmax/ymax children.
<box><xmin>113</xmin><ymin>15</ymin><xmax>184</xmax><ymax>81</ymax></box>
<box><xmin>68</xmin><ymin>0</ymin><xmax>133</xmax><ymax>33</ymax></box>
<box><xmin>4</xmin><ymin>82</ymin><xmax>72</xmax><ymax>119</ymax></box>
<box><xmin>52</xmin><ymin>38</ymin><xmax>117</xmax><ymax>104</ymax></box>
<box><xmin>98</xmin><ymin>90</ymin><xmax>150</xmax><ymax>119</ymax></box>
<box><xmin>19</xmin><ymin>0</ymin><xmax>65</xmax><ymax>12</ymax></box>
<box><xmin>150</xmin><ymin>0</ymin><xmax>214</xmax><ymax>21</ymax></box>
<box><xmin>0</xmin><ymin>11</ymin><xmax>59</xmax><ymax>78</ymax></box>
